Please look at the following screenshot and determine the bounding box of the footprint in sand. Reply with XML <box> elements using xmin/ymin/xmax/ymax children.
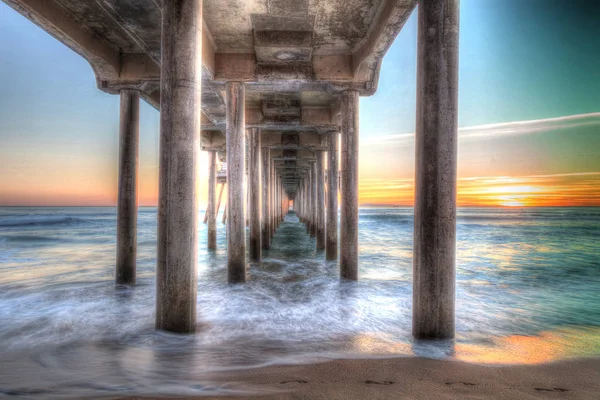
<box><xmin>365</xmin><ymin>380</ymin><xmax>394</xmax><ymax>385</ymax></box>
<box><xmin>445</xmin><ymin>382</ymin><xmax>476</xmax><ymax>386</ymax></box>
<box><xmin>535</xmin><ymin>387</ymin><xmax>570</xmax><ymax>392</ymax></box>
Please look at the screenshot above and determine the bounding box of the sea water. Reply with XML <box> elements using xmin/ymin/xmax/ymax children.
<box><xmin>0</xmin><ymin>207</ymin><xmax>599</xmax><ymax>398</ymax></box>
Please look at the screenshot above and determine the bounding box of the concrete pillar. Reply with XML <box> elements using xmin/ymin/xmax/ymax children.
<box><xmin>116</xmin><ymin>89</ymin><xmax>139</xmax><ymax>285</ymax></box>
<box><xmin>305</xmin><ymin>176</ymin><xmax>310</xmax><ymax>231</ymax></box>
<box><xmin>262</xmin><ymin>147</ymin><xmax>271</xmax><ymax>249</ymax></box>
<box><xmin>307</xmin><ymin>166</ymin><xmax>312</xmax><ymax>234</ymax></box>
<box><xmin>226</xmin><ymin>82</ymin><xmax>246</xmax><ymax>283</ymax></box>
<box><xmin>207</xmin><ymin>151</ymin><xmax>217</xmax><ymax>249</ymax></box>
<box><xmin>298</xmin><ymin>185</ymin><xmax>302</xmax><ymax>220</ymax></box>
<box><xmin>311</xmin><ymin>162</ymin><xmax>317</xmax><ymax>238</ymax></box>
<box><xmin>156</xmin><ymin>0</ymin><xmax>202</xmax><ymax>334</ymax></box>
<box><xmin>277</xmin><ymin>178</ymin><xmax>281</xmax><ymax>225</ymax></box>
<box><xmin>316</xmin><ymin>151</ymin><xmax>325</xmax><ymax>250</ymax></box>
<box><xmin>300</xmin><ymin>185</ymin><xmax>303</xmax><ymax>219</ymax></box>
<box><xmin>248</xmin><ymin>128</ymin><xmax>261</xmax><ymax>261</ymax></box>
<box><xmin>271</xmin><ymin>161</ymin><xmax>276</xmax><ymax>236</ymax></box>
<box><xmin>304</xmin><ymin>178</ymin><xmax>308</xmax><ymax>226</ymax></box>
<box><xmin>274</xmin><ymin>176</ymin><xmax>278</xmax><ymax>229</ymax></box>
<box><xmin>298</xmin><ymin>184</ymin><xmax>302</xmax><ymax>221</ymax></box>
<box><xmin>326</xmin><ymin>131</ymin><xmax>339</xmax><ymax>260</ymax></box>
<box><xmin>278</xmin><ymin>178</ymin><xmax>283</xmax><ymax>222</ymax></box>
<box><xmin>413</xmin><ymin>0</ymin><xmax>459</xmax><ymax>340</ymax></box>
<box><xmin>299</xmin><ymin>185</ymin><xmax>304</xmax><ymax>222</ymax></box>
<box><xmin>340</xmin><ymin>90</ymin><xmax>359</xmax><ymax>280</ymax></box>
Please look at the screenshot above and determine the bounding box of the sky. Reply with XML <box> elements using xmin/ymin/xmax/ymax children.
<box><xmin>1</xmin><ymin>0</ymin><xmax>600</xmax><ymax>207</ymax></box>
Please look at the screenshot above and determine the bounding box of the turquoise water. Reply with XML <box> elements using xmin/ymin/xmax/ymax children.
<box><xmin>0</xmin><ymin>207</ymin><xmax>599</xmax><ymax>398</ymax></box>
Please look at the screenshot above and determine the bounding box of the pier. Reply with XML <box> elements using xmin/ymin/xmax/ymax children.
<box><xmin>4</xmin><ymin>0</ymin><xmax>459</xmax><ymax>338</ymax></box>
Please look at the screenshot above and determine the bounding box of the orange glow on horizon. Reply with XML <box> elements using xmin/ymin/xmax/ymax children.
<box><xmin>3</xmin><ymin>171</ymin><xmax>600</xmax><ymax>207</ymax></box>
<box><xmin>358</xmin><ymin>172</ymin><xmax>600</xmax><ymax>207</ymax></box>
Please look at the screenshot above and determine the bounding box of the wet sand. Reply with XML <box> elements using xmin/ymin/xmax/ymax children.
<box><xmin>123</xmin><ymin>356</ymin><xmax>600</xmax><ymax>399</ymax></box>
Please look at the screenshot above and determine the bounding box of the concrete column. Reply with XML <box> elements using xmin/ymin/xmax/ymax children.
<box><xmin>326</xmin><ymin>131</ymin><xmax>339</xmax><ymax>260</ymax></box>
<box><xmin>278</xmin><ymin>178</ymin><xmax>283</xmax><ymax>222</ymax></box>
<box><xmin>307</xmin><ymin>166</ymin><xmax>312</xmax><ymax>234</ymax></box>
<box><xmin>116</xmin><ymin>89</ymin><xmax>139</xmax><ymax>285</ymax></box>
<box><xmin>413</xmin><ymin>0</ymin><xmax>459</xmax><ymax>340</ymax></box>
<box><xmin>316</xmin><ymin>151</ymin><xmax>325</xmax><ymax>250</ymax></box>
<box><xmin>305</xmin><ymin>176</ymin><xmax>310</xmax><ymax>232</ymax></box>
<box><xmin>298</xmin><ymin>184</ymin><xmax>302</xmax><ymax>221</ymax></box>
<box><xmin>298</xmin><ymin>186</ymin><xmax>302</xmax><ymax>220</ymax></box>
<box><xmin>262</xmin><ymin>147</ymin><xmax>271</xmax><ymax>249</ymax></box>
<box><xmin>277</xmin><ymin>177</ymin><xmax>281</xmax><ymax>226</ymax></box>
<box><xmin>207</xmin><ymin>151</ymin><xmax>217</xmax><ymax>249</ymax></box>
<box><xmin>311</xmin><ymin>162</ymin><xmax>317</xmax><ymax>238</ymax></box>
<box><xmin>226</xmin><ymin>82</ymin><xmax>246</xmax><ymax>283</ymax></box>
<box><xmin>248</xmin><ymin>127</ymin><xmax>261</xmax><ymax>261</ymax></box>
<box><xmin>274</xmin><ymin>175</ymin><xmax>278</xmax><ymax>230</ymax></box>
<box><xmin>156</xmin><ymin>0</ymin><xmax>202</xmax><ymax>334</ymax></box>
<box><xmin>271</xmin><ymin>161</ymin><xmax>276</xmax><ymax>236</ymax></box>
<box><xmin>301</xmin><ymin>185</ymin><xmax>304</xmax><ymax>220</ymax></box>
<box><xmin>340</xmin><ymin>90</ymin><xmax>359</xmax><ymax>280</ymax></box>
<box><xmin>304</xmin><ymin>178</ymin><xmax>308</xmax><ymax>226</ymax></box>
<box><xmin>300</xmin><ymin>185</ymin><xmax>304</xmax><ymax>222</ymax></box>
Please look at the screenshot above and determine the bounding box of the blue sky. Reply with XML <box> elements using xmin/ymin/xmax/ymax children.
<box><xmin>1</xmin><ymin>0</ymin><xmax>599</xmax><ymax>206</ymax></box>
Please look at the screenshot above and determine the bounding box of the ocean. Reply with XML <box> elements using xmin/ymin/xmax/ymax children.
<box><xmin>0</xmin><ymin>206</ymin><xmax>599</xmax><ymax>398</ymax></box>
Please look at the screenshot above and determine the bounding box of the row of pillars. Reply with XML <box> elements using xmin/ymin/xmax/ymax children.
<box><xmin>296</xmin><ymin>90</ymin><xmax>359</xmax><ymax>282</ymax></box>
<box><xmin>205</xmin><ymin>125</ymin><xmax>290</xmax><ymax>258</ymax></box>
<box><xmin>113</xmin><ymin>0</ymin><xmax>458</xmax><ymax>339</ymax></box>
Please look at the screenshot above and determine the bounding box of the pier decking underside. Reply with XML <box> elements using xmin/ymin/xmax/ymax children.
<box><xmin>4</xmin><ymin>0</ymin><xmax>416</xmax><ymax>197</ymax></box>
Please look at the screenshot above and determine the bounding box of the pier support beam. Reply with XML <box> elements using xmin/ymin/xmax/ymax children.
<box><xmin>116</xmin><ymin>89</ymin><xmax>139</xmax><ymax>285</ymax></box>
<box><xmin>316</xmin><ymin>151</ymin><xmax>325</xmax><ymax>250</ymax></box>
<box><xmin>207</xmin><ymin>151</ymin><xmax>217</xmax><ymax>249</ymax></box>
<box><xmin>326</xmin><ymin>131</ymin><xmax>339</xmax><ymax>260</ymax></box>
<box><xmin>248</xmin><ymin>128</ymin><xmax>261</xmax><ymax>261</ymax></box>
<box><xmin>262</xmin><ymin>147</ymin><xmax>271</xmax><ymax>249</ymax></box>
<box><xmin>340</xmin><ymin>90</ymin><xmax>359</xmax><ymax>280</ymax></box>
<box><xmin>308</xmin><ymin>164</ymin><xmax>314</xmax><ymax>236</ymax></box>
<box><xmin>156</xmin><ymin>0</ymin><xmax>202</xmax><ymax>333</ymax></box>
<box><xmin>271</xmin><ymin>160</ymin><xmax>276</xmax><ymax>237</ymax></box>
<box><xmin>226</xmin><ymin>82</ymin><xmax>246</xmax><ymax>283</ymax></box>
<box><xmin>413</xmin><ymin>0</ymin><xmax>459</xmax><ymax>340</ymax></box>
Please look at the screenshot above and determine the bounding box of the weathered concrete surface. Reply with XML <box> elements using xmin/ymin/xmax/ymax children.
<box><xmin>310</xmin><ymin>162</ymin><xmax>317</xmax><ymax>238</ymax></box>
<box><xmin>155</xmin><ymin>0</ymin><xmax>201</xmax><ymax>334</ymax></box>
<box><xmin>248</xmin><ymin>127</ymin><xmax>262</xmax><ymax>261</ymax></box>
<box><xmin>306</xmin><ymin>165</ymin><xmax>312</xmax><ymax>235</ymax></box>
<box><xmin>316</xmin><ymin>150</ymin><xmax>325</xmax><ymax>250</ymax></box>
<box><xmin>226</xmin><ymin>82</ymin><xmax>247</xmax><ymax>283</ymax></box>
<box><xmin>261</xmin><ymin>147</ymin><xmax>271</xmax><ymax>249</ymax></box>
<box><xmin>340</xmin><ymin>90</ymin><xmax>359</xmax><ymax>280</ymax></box>
<box><xmin>207</xmin><ymin>150</ymin><xmax>217</xmax><ymax>249</ymax></box>
<box><xmin>326</xmin><ymin>131</ymin><xmax>339</xmax><ymax>260</ymax></box>
<box><xmin>412</xmin><ymin>0</ymin><xmax>459</xmax><ymax>340</ymax></box>
<box><xmin>271</xmin><ymin>160</ymin><xmax>277</xmax><ymax>237</ymax></box>
<box><xmin>116</xmin><ymin>89</ymin><xmax>139</xmax><ymax>285</ymax></box>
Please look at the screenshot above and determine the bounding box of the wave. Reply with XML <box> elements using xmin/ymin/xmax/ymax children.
<box><xmin>0</xmin><ymin>215</ymin><xmax>86</xmax><ymax>228</ymax></box>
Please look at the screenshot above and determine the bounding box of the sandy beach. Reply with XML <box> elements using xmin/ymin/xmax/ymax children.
<box><xmin>123</xmin><ymin>356</ymin><xmax>600</xmax><ymax>400</ymax></box>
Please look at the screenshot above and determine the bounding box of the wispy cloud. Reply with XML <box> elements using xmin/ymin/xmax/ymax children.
<box><xmin>362</xmin><ymin>112</ymin><xmax>600</xmax><ymax>147</ymax></box>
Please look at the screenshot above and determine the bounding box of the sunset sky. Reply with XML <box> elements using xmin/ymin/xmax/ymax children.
<box><xmin>1</xmin><ymin>0</ymin><xmax>599</xmax><ymax>207</ymax></box>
